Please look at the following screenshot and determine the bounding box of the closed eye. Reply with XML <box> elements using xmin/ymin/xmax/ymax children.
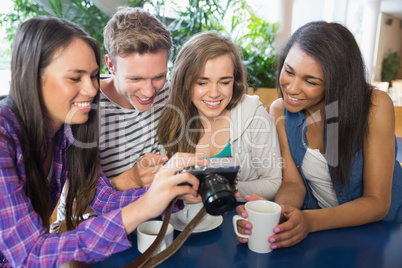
<box><xmin>284</xmin><ymin>68</ymin><xmax>294</xmax><ymax>76</ymax></box>
<box><xmin>305</xmin><ymin>75</ymin><xmax>324</xmax><ymax>86</ymax></box>
<box><xmin>91</xmin><ymin>72</ymin><xmax>99</xmax><ymax>80</ymax></box>
<box><xmin>220</xmin><ymin>80</ymin><xmax>232</xmax><ymax>85</ymax></box>
<box><xmin>306</xmin><ymin>80</ymin><xmax>317</xmax><ymax>85</ymax></box>
<box><xmin>153</xmin><ymin>75</ymin><xmax>166</xmax><ymax>80</ymax></box>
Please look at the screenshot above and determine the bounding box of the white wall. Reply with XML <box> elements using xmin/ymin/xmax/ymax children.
<box><xmin>91</xmin><ymin>0</ymin><xmax>128</xmax><ymax>17</ymax></box>
<box><xmin>359</xmin><ymin>0</ymin><xmax>381</xmax><ymax>81</ymax></box>
<box><xmin>292</xmin><ymin>0</ymin><xmax>326</xmax><ymax>32</ymax></box>
<box><xmin>286</xmin><ymin>0</ymin><xmax>391</xmax><ymax>81</ymax></box>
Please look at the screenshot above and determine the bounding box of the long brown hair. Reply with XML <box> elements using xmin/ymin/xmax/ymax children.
<box><xmin>10</xmin><ymin>16</ymin><xmax>101</xmax><ymax>230</ymax></box>
<box><xmin>157</xmin><ymin>31</ymin><xmax>246</xmax><ymax>157</ymax></box>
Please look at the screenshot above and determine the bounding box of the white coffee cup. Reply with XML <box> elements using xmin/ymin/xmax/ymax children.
<box><xmin>232</xmin><ymin>200</ymin><xmax>281</xmax><ymax>253</ymax></box>
<box><xmin>137</xmin><ymin>220</ymin><xmax>174</xmax><ymax>255</ymax></box>
<box><xmin>176</xmin><ymin>201</ymin><xmax>204</xmax><ymax>224</ymax></box>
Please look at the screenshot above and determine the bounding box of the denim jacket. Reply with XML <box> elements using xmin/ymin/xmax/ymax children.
<box><xmin>284</xmin><ymin>108</ymin><xmax>402</xmax><ymax>223</ymax></box>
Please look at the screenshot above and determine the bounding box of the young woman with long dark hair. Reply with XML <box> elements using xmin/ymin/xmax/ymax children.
<box><xmin>236</xmin><ymin>21</ymin><xmax>402</xmax><ymax>250</ymax></box>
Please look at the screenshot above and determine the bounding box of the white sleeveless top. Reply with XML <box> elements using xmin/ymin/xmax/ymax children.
<box><xmin>301</xmin><ymin>148</ymin><xmax>339</xmax><ymax>208</ymax></box>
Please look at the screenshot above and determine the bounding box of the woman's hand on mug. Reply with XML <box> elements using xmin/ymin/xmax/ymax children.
<box><xmin>267</xmin><ymin>204</ymin><xmax>311</xmax><ymax>249</ymax></box>
<box><xmin>235</xmin><ymin>194</ymin><xmax>267</xmax><ymax>243</ymax></box>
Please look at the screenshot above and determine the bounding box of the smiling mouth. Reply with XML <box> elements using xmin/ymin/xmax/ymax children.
<box><xmin>135</xmin><ymin>95</ymin><xmax>154</xmax><ymax>105</ymax></box>
<box><xmin>288</xmin><ymin>94</ymin><xmax>302</xmax><ymax>101</ymax></box>
<box><xmin>73</xmin><ymin>102</ymin><xmax>91</xmax><ymax>108</ymax></box>
<box><xmin>203</xmin><ymin>100</ymin><xmax>222</xmax><ymax>106</ymax></box>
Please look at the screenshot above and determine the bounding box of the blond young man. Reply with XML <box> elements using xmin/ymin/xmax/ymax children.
<box><xmin>100</xmin><ymin>6</ymin><xmax>172</xmax><ymax>189</ymax></box>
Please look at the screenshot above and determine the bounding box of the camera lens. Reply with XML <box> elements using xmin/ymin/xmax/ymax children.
<box><xmin>198</xmin><ymin>174</ymin><xmax>237</xmax><ymax>215</ymax></box>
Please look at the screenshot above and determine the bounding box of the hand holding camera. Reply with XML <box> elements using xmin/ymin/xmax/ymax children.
<box><xmin>178</xmin><ymin>157</ymin><xmax>240</xmax><ymax>216</ymax></box>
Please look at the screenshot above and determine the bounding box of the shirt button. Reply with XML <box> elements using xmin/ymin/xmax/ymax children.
<box><xmin>303</xmin><ymin>142</ymin><xmax>306</xmax><ymax>146</ymax></box>
<box><xmin>339</xmin><ymin>190</ymin><xmax>343</xmax><ymax>194</ymax></box>
<box><xmin>296</xmin><ymin>165</ymin><xmax>300</xmax><ymax>169</ymax></box>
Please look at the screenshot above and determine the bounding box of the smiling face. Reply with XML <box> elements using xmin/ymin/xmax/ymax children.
<box><xmin>108</xmin><ymin>49</ymin><xmax>168</xmax><ymax>111</ymax></box>
<box><xmin>40</xmin><ymin>37</ymin><xmax>99</xmax><ymax>133</ymax></box>
<box><xmin>191</xmin><ymin>54</ymin><xmax>234</xmax><ymax>121</ymax></box>
<box><xmin>279</xmin><ymin>45</ymin><xmax>326</xmax><ymax>114</ymax></box>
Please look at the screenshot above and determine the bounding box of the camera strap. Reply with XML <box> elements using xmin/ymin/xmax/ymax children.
<box><xmin>122</xmin><ymin>197</ymin><xmax>207</xmax><ymax>268</ymax></box>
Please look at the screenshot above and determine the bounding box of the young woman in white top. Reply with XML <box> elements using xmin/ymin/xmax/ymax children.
<box><xmin>157</xmin><ymin>31</ymin><xmax>282</xmax><ymax>201</ymax></box>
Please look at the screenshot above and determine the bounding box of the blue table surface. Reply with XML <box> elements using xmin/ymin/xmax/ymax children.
<box><xmin>92</xmin><ymin>204</ymin><xmax>402</xmax><ymax>268</ymax></box>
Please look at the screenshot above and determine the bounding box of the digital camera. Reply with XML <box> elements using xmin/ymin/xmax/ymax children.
<box><xmin>180</xmin><ymin>158</ymin><xmax>240</xmax><ymax>216</ymax></box>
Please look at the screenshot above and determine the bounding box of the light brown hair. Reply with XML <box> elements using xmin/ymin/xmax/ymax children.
<box><xmin>103</xmin><ymin>6</ymin><xmax>172</xmax><ymax>65</ymax></box>
<box><xmin>157</xmin><ymin>31</ymin><xmax>246</xmax><ymax>157</ymax></box>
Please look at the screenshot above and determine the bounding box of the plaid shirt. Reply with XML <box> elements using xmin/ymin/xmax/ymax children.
<box><xmin>0</xmin><ymin>104</ymin><xmax>148</xmax><ymax>267</ymax></box>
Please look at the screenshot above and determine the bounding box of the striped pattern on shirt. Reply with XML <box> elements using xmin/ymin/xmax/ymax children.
<box><xmin>99</xmin><ymin>82</ymin><xmax>170</xmax><ymax>179</ymax></box>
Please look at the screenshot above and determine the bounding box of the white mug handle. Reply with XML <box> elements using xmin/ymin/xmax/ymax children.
<box><xmin>183</xmin><ymin>206</ymin><xmax>190</xmax><ymax>221</ymax></box>
<box><xmin>232</xmin><ymin>215</ymin><xmax>249</xmax><ymax>239</ymax></box>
